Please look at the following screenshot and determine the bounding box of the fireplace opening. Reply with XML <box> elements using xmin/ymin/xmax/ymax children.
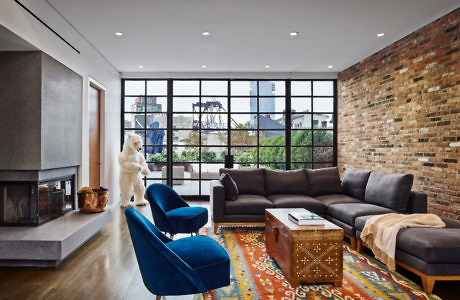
<box><xmin>0</xmin><ymin>176</ymin><xmax>75</xmax><ymax>226</ymax></box>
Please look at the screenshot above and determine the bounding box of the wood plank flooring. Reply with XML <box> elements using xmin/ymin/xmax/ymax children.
<box><xmin>0</xmin><ymin>203</ymin><xmax>458</xmax><ymax>300</ymax></box>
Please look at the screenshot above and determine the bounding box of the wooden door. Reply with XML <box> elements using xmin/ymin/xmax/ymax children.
<box><xmin>89</xmin><ymin>85</ymin><xmax>101</xmax><ymax>188</ymax></box>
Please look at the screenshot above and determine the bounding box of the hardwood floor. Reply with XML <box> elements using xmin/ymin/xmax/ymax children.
<box><xmin>0</xmin><ymin>204</ymin><xmax>458</xmax><ymax>300</ymax></box>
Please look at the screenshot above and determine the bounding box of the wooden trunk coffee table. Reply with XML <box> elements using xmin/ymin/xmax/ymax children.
<box><xmin>265</xmin><ymin>208</ymin><xmax>344</xmax><ymax>287</ymax></box>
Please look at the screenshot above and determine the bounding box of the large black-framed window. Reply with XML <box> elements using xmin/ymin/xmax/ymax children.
<box><xmin>121</xmin><ymin>79</ymin><xmax>337</xmax><ymax>198</ymax></box>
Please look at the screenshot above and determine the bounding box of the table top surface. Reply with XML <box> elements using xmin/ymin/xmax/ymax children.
<box><xmin>265</xmin><ymin>208</ymin><xmax>343</xmax><ymax>232</ymax></box>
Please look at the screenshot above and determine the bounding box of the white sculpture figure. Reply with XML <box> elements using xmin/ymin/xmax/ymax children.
<box><xmin>118</xmin><ymin>134</ymin><xmax>149</xmax><ymax>207</ymax></box>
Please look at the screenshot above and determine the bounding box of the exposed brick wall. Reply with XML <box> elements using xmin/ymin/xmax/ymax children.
<box><xmin>337</xmin><ymin>8</ymin><xmax>459</xmax><ymax>219</ymax></box>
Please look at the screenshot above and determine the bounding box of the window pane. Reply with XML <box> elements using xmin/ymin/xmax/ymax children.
<box><xmin>231</xmin><ymin>81</ymin><xmax>257</xmax><ymax>96</ymax></box>
<box><xmin>259</xmin><ymin>147</ymin><xmax>285</xmax><ymax>162</ymax></box>
<box><xmin>146</xmin><ymin>179</ymin><xmax>165</xmax><ymax>186</ymax></box>
<box><xmin>201</xmin><ymin>114</ymin><xmax>228</xmax><ymax>129</ymax></box>
<box><xmin>291</xmin><ymin>114</ymin><xmax>311</xmax><ymax>129</ymax></box>
<box><xmin>230</xmin><ymin>130</ymin><xmax>257</xmax><ymax>146</ymax></box>
<box><xmin>231</xmin><ymin>114</ymin><xmax>257</xmax><ymax>129</ymax></box>
<box><xmin>146</xmin><ymin>147</ymin><xmax>167</xmax><ymax>162</ymax></box>
<box><xmin>202</xmin><ymin>97</ymin><xmax>228</xmax><ymax>112</ymax></box>
<box><xmin>145</xmin><ymin>113</ymin><xmax>167</xmax><ymax>129</ymax></box>
<box><xmin>231</xmin><ymin>98</ymin><xmax>252</xmax><ymax>112</ymax></box>
<box><xmin>172</xmin><ymin>113</ymin><xmax>196</xmax><ymax>129</ymax></box>
<box><xmin>202</xmin><ymin>81</ymin><xmax>228</xmax><ymax>96</ymax></box>
<box><xmin>313</xmin><ymin>114</ymin><xmax>333</xmax><ymax>129</ymax></box>
<box><xmin>124</xmin><ymin>97</ymin><xmax>144</xmax><ymax>112</ymax></box>
<box><xmin>313</xmin><ymin>130</ymin><xmax>333</xmax><ymax>146</ymax></box>
<box><xmin>202</xmin><ymin>147</ymin><xmax>226</xmax><ymax>162</ymax></box>
<box><xmin>259</xmin><ymin>131</ymin><xmax>285</xmax><ymax>145</ymax></box>
<box><xmin>291</xmin><ymin>130</ymin><xmax>312</xmax><ymax>146</ymax></box>
<box><xmin>291</xmin><ymin>97</ymin><xmax>311</xmax><ymax>113</ymax></box>
<box><xmin>260</xmin><ymin>163</ymin><xmax>286</xmax><ymax>170</ymax></box>
<box><xmin>173</xmin><ymin>97</ymin><xmax>199</xmax><ymax>112</ymax></box>
<box><xmin>259</xmin><ymin>98</ymin><xmax>285</xmax><ymax>113</ymax></box>
<box><xmin>201</xmin><ymin>130</ymin><xmax>227</xmax><ymax>146</ymax></box>
<box><xmin>173</xmin><ymin>130</ymin><xmax>199</xmax><ymax>145</ymax></box>
<box><xmin>313</xmin><ymin>81</ymin><xmax>333</xmax><ymax>96</ymax></box>
<box><xmin>145</xmin><ymin>130</ymin><xmax>167</xmax><ymax>145</ymax></box>
<box><xmin>291</xmin><ymin>81</ymin><xmax>311</xmax><ymax>96</ymax></box>
<box><xmin>313</xmin><ymin>147</ymin><xmax>334</xmax><ymax>162</ymax></box>
<box><xmin>232</xmin><ymin>147</ymin><xmax>256</xmax><ymax>164</ymax></box>
<box><xmin>174</xmin><ymin>180</ymin><xmax>199</xmax><ymax>195</ymax></box>
<box><xmin>201</xmin><ymin>164</ymin><xmax>224</xmax><ymax>180</ymax></box>
<box><xmin>124</xmin><ymin>113</ymin><xmax>144</xmax><ymax>128</ymax></box>
<box><xmin>123</xmin><ymin>129</ymin><xmax>144</xmax><ymax>141</ymax></box>
<box><xmin>291</xmin><ymin>146</ymin><xmax>312</xmax><ymax>162</ymax></box>
<box><xmin>291</xmin><ymin>163</ymin><xmax>312</xmax><ymax>170</ymax></box>
<box><xmin>125</xmin><ymin>81</ymin><xmax>145</xmax><ymax>95</ymax></box>
<box><xmin>173</xmin><ymin>81</ymin><xmax>199</xmax><ymax>95</ymax></box>
<box><xmin>259</xmin><ymin>81</ymin><xmax>285</xmax><ymax>96</ymax></box>
<box><xmin>173</xmin><ymin>148</ymin><xmax>199</xmax><ymax>162</ymax></box>
<box><xmin>314</xmin><ymin>163</ymin><xmax>333</xmax><ymax>169</ymax></box>
<box><xmin>258</xmin><ymin>114</ymin><xmax>285</xmax><ymax>129</ymax></box>
<box><xmin>147</xmin><ymin>81</ymin><xmax>167</xmax><ymax>95</ymax></box>
<box><xmin>146</xmin><ymin>97</ymin><xmax>167</xmax><ymax>112</ymax></box>
<box><xmin>313</xmin><ymin>97</ymin><xmax>333</xmax><ymax>112</ymax></box>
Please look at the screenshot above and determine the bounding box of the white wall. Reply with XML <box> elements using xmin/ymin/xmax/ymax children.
<box><xmin>0</xmin><ymin>0</ymin><xmax>121</xmax><ymax>206</ymax></box>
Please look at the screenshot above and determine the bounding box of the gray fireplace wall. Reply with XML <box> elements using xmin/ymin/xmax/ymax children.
<box><xmin>0</xmin><ymin>51</ymin><xmax>82</xmax><ymax>171</ymax></box>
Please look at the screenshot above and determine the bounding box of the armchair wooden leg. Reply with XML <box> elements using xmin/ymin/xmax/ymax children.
<box><xmin>213</xmin><ymin>223</ymin><xmax>219</xmax><ymax>234</ymax></box>
<box><xmin>356</xmin><ymin>240</ymin><xmax>363</xmax><ymax>252</ymax></box>
<box><xmin>421</xmin><ymin>275</ymin><xmax>435</xmax><ymax>294</ymax></box>
<box><xmin>202</xmin><ymin>291</ymin><xmax>209</xmax><ymax>299</ymax></box>
<box><xmin>169</xmin><ymin>233</ymin><xmax>175</xmax><ymax>239</ymax></box>
<box><xmin>156</xmin><ymin>296</ymin><xmax>161</xmax><ymax>300</ymax></box>
<box><xmin>195</xmin><ymin>230</ymin><xmax>199</xmax><ymax>236</ymax></box>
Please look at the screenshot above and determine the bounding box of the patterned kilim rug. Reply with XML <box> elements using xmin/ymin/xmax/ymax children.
<box><xmin>204</xmin><ymin>227</ymin><xmax>440</xmax><ymax>300</ymax></box>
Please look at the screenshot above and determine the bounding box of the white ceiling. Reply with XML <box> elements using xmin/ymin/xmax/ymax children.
<box><xmin>45</xmin><ymin>0</ymin><xmax>459</xmax><ymax>73</ymax></box>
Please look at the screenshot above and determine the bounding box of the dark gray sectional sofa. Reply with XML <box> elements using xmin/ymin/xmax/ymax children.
<box><xmin>210</xmin><ymin>166</ymin><xmax>460</xmax><ymax>293</ymax></box>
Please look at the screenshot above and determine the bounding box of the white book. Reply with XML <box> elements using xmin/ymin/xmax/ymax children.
<box><xmin>288</xmin><ymin>210</ymin><xmax>325</xmax><ymax>226</ymax></box>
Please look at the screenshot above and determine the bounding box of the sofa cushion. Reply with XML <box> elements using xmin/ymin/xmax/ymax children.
<box><xmin>267</xmin><ymin>194</ymin><xmax>325</xmax><ymax>215</ymax></box>
<box><xmin>341</xmin><ymin>168</ymin><xmax>371</xmax><ymax>200</ymax></box>
<box><xmin>219</xmin><ymin>173</ymin><xmax>239</xmax><ymax>201</ymax></box>
<box><xmin>355</xmin><ymin>216</ymin><xmax>460</xmax><ymax>264</ymax></box>
<box><xmin>265</xmin><ymin>169</ymin><xmax>309</xmax><ymax>195</ymax></box>
<box><xmin>365</xmin><ymin>171</ymin><xmax>413</xmax><ymax>212</ymax></box>
<box><xmin>328</xmin><ymin>203</ymin><xmax>395</xmax><ymax>225</ymax></box>
<box><xmin>220</xmin><ymin>168</ymin><xmax>265</xmax><ymax>195</ymax></box>
<box><xmin>306</xmin><ymin>167</ymin><xmax>342</xmax><ymax>196</ymax></box>
<box><xmin>315</xmin><ymin>194</ymin><xmax>363</xmax><ymax>207</ymax></box>
<box><xmin>224</xmin><ymin>195</ymin><xmax>273</xmax><ymax>215</ymax></box>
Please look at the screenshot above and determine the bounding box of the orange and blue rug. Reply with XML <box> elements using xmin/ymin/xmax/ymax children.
<box><xmin>206</xmin><ymin>228</ymin><xmax>439</xmax><ymax>300</ymax></box>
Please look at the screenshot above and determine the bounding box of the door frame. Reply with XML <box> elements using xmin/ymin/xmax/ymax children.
<box><xmin>88</xmin><ymin>77</ymin><xmax>107</xmax><ymax>188</ymax></box>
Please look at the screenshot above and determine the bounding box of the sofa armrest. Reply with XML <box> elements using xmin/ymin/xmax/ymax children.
<box><xmin>210</xmin><ymin>180</ymin><xmax>225</xmax><ymax>222</ymax></box>
<box><xmin>406</xmin><ymin>191</ymin><xmax>427</xmax><ymax>213</ymax></box>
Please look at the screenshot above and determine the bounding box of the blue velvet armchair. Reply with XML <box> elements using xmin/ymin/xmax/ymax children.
<box><xmin>146</xmin><ymin>183</ymin><xmax>208</xmax><ymax>238</ymax></box>
<box><xmin>124</xmin><ymin>207</ymin><xmax>230</xmax><ymax>299</ymax></box>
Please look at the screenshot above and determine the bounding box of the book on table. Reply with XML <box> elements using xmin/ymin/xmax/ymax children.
<box><xmin>288</xmin><ymin>210</ymin><xmax>325</xmax><ymax>225</ymax></box>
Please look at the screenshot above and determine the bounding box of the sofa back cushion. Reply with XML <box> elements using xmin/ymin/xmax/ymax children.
<box><xmin>341</xmin><ymin>168</ymin><xmax>371</xmax><ymax>200</ymax></box>
<box><xmin>265</xmin><ymin>169</ymin><xmax>309</xmax><ymax>195</ymax></box>
<box><xmin>306</xmin><ymin>167</ymin><xmax>342</xmax><ymax>196</ymax></box>
<box><xmin>219</xmin><ymin>168</ymin><xmax>265</xmax><ymax>195</ymax></box>
<box><xmin>365</xmin><ymin>171</ymin><xmax>414</xmax><ymax>212</ymax></box>
<box><xmin>219</xmin><ymin>173</ymin><xmax>239</xmax><ymax>201</ymax></box>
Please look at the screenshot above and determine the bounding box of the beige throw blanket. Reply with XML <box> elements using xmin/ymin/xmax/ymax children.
<box><xmin>360</xmin><ymin>213</ymin><xmax>445</xmax><ymax>271</ymax></box>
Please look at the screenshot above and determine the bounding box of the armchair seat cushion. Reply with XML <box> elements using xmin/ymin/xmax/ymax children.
<box><xmin>165</xmin><ymin>207</ymin><xmax>208</xmax><ymax>233</ymax></box>
<box><xmin>167</xmin><ymin>235</ymin><xmax>230</xmax><ymax>289</ymax></box>
<box><xmin>328</xmin><ymin>203</ymin><xmax>395</xmax><ymax>225</ymax></box>
<box><xmin>225</xmin><ymin>195</ymin><xmax>274</xmax><ymax>215</ymax></box>
<box><xmin>268</xmin><ymin>194</ymin><xmax>325</xmax><ymax>215</ymax></box>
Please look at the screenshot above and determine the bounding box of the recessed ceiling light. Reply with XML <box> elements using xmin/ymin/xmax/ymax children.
<box><xmin>265</xmin><ymin>65</ymin><xmax>271</xmax><ymax>68</ymax></box>
<box><xmin>327</xmin><ymin>65</ymin><xmax>333</xmax><ymax>69</ymax></box>
<box><xmin>289</xmin><ymin>31</ymin><xmax>299</xmax><ymax>36</ymax></box>
<box><xmin>201</xmin><ymin>65</ymin><xmax>207</xmax><ymax>68</ymax></box>
<box><xmin>138</xmin><ymin>65</ymin><xmax>144</xmax><ymax>68</ymax></box>
<box><xmin>377</xmin><ymin>33</ymin><xmax>385</xmax><ymax>37</ymax></box>
<box><xmin>115</xmin><ymin>32</ymin><xmax>123</xmax><ymax>36</ymax></box>
<box><xmin>202</xmin><ymin>31</ymin><xmax>210</xmax><ymax>36</ymax></box>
